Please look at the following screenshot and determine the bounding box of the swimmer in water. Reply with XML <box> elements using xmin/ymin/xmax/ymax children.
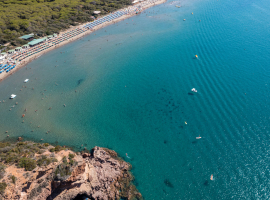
<box><xmin>126</xmin><ymin>153</ymin><xmax>130</xmax><ymax>159</ymax></box>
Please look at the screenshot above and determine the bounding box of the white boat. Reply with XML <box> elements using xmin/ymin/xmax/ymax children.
<box><xmin>196</xmin><ymin>136</ymin><xmax>201</xmax><ymax>139</ymax></box>
<box><xmin>24</xmin><ymin>79</ymin><xmax>29</xmax><ymax>83</ymax></box>
<box><xmin>10</xmin><ymin>94</ymin><xmax>16</xmax><ymax>99</ymax></box>
<box><xmin>191</xmin><ymin>88</ymin><xmax>197</xmax><ymax>93</ymax></box>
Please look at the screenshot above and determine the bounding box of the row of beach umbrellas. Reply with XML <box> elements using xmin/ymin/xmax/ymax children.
<box><xmin>6</xmin><ymin>0</ymin><xmax>160</xmax><ymax>64</ymax></box>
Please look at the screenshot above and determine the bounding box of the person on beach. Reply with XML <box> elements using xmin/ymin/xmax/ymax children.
<box><xmin>0</xmin><ymin>0</ymin><xmax>161</xmax><ymax>79</ymax></box>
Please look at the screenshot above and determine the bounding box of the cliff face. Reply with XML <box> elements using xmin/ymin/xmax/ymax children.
<box><xmin>0</xmin><ymin>145</ymin><xmax>142</xmax><ymax>200</ymax></box>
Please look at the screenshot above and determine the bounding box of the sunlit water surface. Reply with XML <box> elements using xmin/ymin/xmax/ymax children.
<box><xmin>1</xmin><ymin>0</ymin><xmax>270</xmax><ymax>199</ymax></box>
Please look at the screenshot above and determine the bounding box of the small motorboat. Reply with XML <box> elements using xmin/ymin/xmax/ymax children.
<box><xmin>196</xmin><ymin>136</ymin><xmax>201</xmax><ymax>139</ymax></box>
<box><xmin>24</xmin><ymin>79</ymin><xmax>29</xmax><ymax>83</ymax></box>
<box><xmin>185</xmin><ymin>121</ymin><xmax>187</xmax><ymax>124</ymax></box>
<box><xmin>195</xmin><ymin>55</ymin><xmax>198</xmax><ymax>58</ymax></box>
<box><xmin>191</xmin><ymin>88</ymin><xmax>197</xmax><ymax>93</ymax></box>
<box><xmin>183</xmin><ymin>19</ymin><xmax>186</xmax><ymax>21</ymax></box>
<box><xmin>10</xmin><ymin>94</ymin><xmax>16</xmax><ymax>99</ymax></box>
<box><xmin>210</xmin><ymin>174</ymin><xmax>214</xmax><ymax>181</ymax></box>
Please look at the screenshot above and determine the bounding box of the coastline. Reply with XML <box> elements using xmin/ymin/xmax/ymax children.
<box><xmin>0</xmin><ymin>0</ymin><xmax>166</xmax><ymax>83</ymax></box>
<box><xmin>0</xmin><ymin>140</ymin><xmax>142</xmax><ymax>199</ymax></box>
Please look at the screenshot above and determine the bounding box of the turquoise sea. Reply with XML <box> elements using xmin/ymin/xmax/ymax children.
<box><xmin>1</xmin><ymin>0</ymin><xmax>270</xmax><ymax>199</ymax></box>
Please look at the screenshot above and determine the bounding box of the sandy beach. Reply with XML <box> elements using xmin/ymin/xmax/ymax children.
<box><xmin>0</xmin><ymin>0</ymin><xmax>166</xmax><ymax>83</ymax></box>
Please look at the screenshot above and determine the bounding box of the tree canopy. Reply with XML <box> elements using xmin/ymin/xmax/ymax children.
<box><xmin>0</xmin><ymin>0</ymin><xmax>131</xmax><ymax>47</ymax></box>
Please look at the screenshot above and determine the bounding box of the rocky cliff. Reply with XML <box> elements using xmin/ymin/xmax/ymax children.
<box><xmin>0</xmin><ymin>141</ymin><xmax>142</xmax><ymax>200</ymax></box>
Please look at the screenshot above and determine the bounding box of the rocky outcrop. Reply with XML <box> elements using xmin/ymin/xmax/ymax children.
<box><xmin>1</xmin><ymin>145</ymin><xmax>142</xmax><ymax>200</ymax></box>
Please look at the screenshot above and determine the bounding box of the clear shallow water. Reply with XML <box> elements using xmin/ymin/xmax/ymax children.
<box><xmin>1</xmin><ymin>0</ymin><xmax>270</xmax><ymax>199</ymax></box>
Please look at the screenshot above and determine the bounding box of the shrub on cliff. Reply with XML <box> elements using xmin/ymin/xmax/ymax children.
<box><xmin>54</xmin><ymin>156</ymin><xmax>77</xmax><ymax>181</ymax></box>
<box><xmin>55</xmin><ymin>145</ymin><xmax>63</xmax><ymax>152</ymax></box>
<box><xmin>37</xmin><ymin>155</ymin><xmax>57</xmax><ymax>167</ymax></box>
<box><xmin>54</xmin><ymin>164</ymin><xmax>72</xmax><ymax>181</ymax></box>
<box><xmin>5</xmin><ymin>154</ymin><xmax>20</xmax><ymax>164</ymax></box>
<box><xmin>16</xmin><ymin>142</ymin><xmax>25</xmax><ymax>146</ymax></box>
<box><xmin>18</xmin><ymin>157</ymin><xmax>36</xmax><ymax>171</ymax></box>
<box><xmin>0</xmin><ymin>143</ymin><xmax>12</xmax><ymax>154</ymax></box>
<box><xmin>62</xmin><ymin>156</ymin><xmax>68</xmax><ymax>164</ymax></box>
<box><xmin>50</xmin><ymin>145</ymin><xmax>65</xmax><ymax>153</ymax></box>
<box><xmin>11</xmin><ymin>175</ymin><xmax>16</xmax><ymax>184</ymax></box>
<box><xmin>69</xmin><ymin>153</ymin><xmax>75</xmax><ymax>159</ymax></box>
<box><xmin>0</xmin><ymin>164</ymin><xmax>5</xmax><ymax>180</ymax></box>
<box><xmin>43</xmin><ymin>143</ymin><xmax>49</xmax><ymax>147</ymax></box>
<box><xmin>28</xmin><ymin>180</ymin><xmax>49</xmax><ymax>199</ymax></box>
<box><xmin>0</xmin><ymin>142</ymin><xmax>10</xmax><ymax>148</ymax></box>
<box><xmin>0</xmin><ymin>182</ymin><xmax>7</xmax><ymax>195</ymax></box>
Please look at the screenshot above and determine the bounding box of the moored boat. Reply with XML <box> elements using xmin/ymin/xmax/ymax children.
<box><xmin>10</xmin><ymin>94</ymin><xmax>16</xmax><ymax>99</ymax></box>
<box><xmin>191</xmin><ymin>88</ymin><xmax>197</xmax><ymax>93</ymax></box>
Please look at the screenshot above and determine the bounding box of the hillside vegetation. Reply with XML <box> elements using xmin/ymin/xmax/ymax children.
<box><xmin>0</xmin><ymin>0</ymin><xmax>131</xmax><ymax>47</ymax></box>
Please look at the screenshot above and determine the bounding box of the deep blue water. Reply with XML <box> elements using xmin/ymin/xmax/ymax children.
<box><xmin>1</xmin><ymin>0</ymin><xmax>270</xmax><ymax>199</ymax></box>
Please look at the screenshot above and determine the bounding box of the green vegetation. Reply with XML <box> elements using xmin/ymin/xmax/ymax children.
<box><xmin>49</xmin><ymin>145</ymin><xmax>65</xmax><ymax>153</ymax></box>
<box><xmin>0</xmin><ymin>164</ymin><xmax>5</xmax><ymax>180</ymax></box>
<box><xmin>55</xmin><ymin>145</ymin><xmax>62</xmax><ymax>152</ymax></box>
<box><xmin>44</xmin><ymin>143</ymin><xmax>49</xmax><ymax>147</ymax></box>
<box><xmin>28</xmin><ymin>179</ymin><xmax>49</xmax><ymax>199</ymax></box>
<box><xmin>0</xmin><ymin>141</ymin><xmax>68</xmax><ymax>171</ymax></box>
<box><xmin>0</xmin><ymin>0</ymin><xmax>132</xmax><ymax>48</ymax></box>
<box><xmin>11</xmin><ymin>175</ymin><xmax>16</xmax><ymax>184</ymax></box>
<box><xmin>0</xmin><ymin>182</ymin><xmax>7</xmax><ymax>195</ymax></box>
<box><xmin>0</xmin><ymin>141</ymin><xmax>46</xmax><ymax>165</ymax></box>
<box><xmin>54</xmin><ymin>155</ymin><xmax>77</xmax><ymax>181</ymax></box>
<box><xmin>0</xmin><ymin>142</ymin><xmax>10</xmax><ymax>148</ymax></box>
<box><xmin>18</xmin><ymin>157</ymin><xmax>37</xmax><ymax>171</ymax></box>
<box><xmin>37</xmin><ymin>155</ymin><xmax>57</xmax><ymax>167</ymax></box>
<box><xmin>68</xmin><ymin>153</ymin><xmax>75</xmax><ymax>159</ymax></box>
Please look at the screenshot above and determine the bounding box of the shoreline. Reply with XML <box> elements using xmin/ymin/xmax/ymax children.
<box><xmin>0</xmin><ymin>0</ymin><xmax>166</xmax><ymax>83</ymax></box>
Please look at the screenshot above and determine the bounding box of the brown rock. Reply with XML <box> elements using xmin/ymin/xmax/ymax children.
<box><xmin>82</xmin><ymin>153</ymin><xmax>91</xmax><ymax>158</ymax></box>
<box><xmin>115</xmin><ymin>182</ymin><xmax>119</xmax><ymax>187</ymax></box>
<box><xmin>1</xmin><ymin>145</ymin><xmax>142</xmax><ymax>200</ymax></box>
